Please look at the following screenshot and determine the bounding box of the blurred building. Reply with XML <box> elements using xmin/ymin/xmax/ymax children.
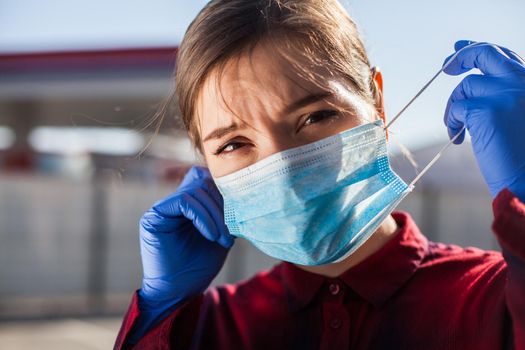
<box><xmin>0</xmin><ymin>47</ymin><xmax>198</xmax><ymax>320</ymax></box>
<box><xmin>0</xmin><ymin>48</ymin><xmax>499</xmax><ymax>323</ymax></box>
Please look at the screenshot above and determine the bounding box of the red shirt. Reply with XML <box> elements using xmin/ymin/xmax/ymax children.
<box><xmin>115</xmin><ymin>189</ymin><xmax>525</xmax><ymax>349</ymax></box>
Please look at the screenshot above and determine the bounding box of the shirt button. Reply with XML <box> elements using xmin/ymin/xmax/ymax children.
<box><xmin>329</xmin><ymin>283</ymin><xmax>340</xmax><ymax>295</ymax></box>
<box><xmin>329</xmin><ymin>318</ymin><xmax>342</xmax><ymax>329</ymax></box>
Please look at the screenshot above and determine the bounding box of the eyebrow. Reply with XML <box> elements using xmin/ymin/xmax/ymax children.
<box><xmin>202</xmin><ymin>91</ymin><xmax>333</xmax><ymax>143</ymax></box>
<box><xmin>282</xmin><ymin>91</ymin><xmax>333</xmax><ymax>116</ymax></box>
<box><xmin>203</xmin><ymin>123</ymin><xmax>245</xmax><ymax>143</ymax></box>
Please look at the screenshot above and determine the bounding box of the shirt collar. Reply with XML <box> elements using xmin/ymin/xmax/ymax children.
<box><xmin>281</xmin><ymin>259</ymin><xmax>325</xmax><ymax>312</ymax></box>
<box><xmin>280</xmin><ymin>212</ymin><xmax>428</xmax><ymax>312</ymax></box>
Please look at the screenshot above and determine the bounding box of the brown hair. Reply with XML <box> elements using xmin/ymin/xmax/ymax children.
<box><xmin>172</xmin><ymin>0</ymin><xmax>378</xmax><ymax>151</ymax></box>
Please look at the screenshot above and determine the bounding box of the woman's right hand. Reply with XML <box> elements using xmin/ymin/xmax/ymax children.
<box><xmin>138</xmin><ymin>165</ymin><xmax>234</xmax><ymax>312</ymax></box>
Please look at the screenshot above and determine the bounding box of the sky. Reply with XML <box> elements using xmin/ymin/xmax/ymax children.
<box><xmin>0</xmin><ymin>0</ymin><xmax>524</xmax><ymax>149</ymax></box>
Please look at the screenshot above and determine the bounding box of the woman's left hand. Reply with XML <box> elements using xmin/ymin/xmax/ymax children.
<box><xmin>443</xmin><ymin>40</ymin><xmax>525</xmax><ymax>202</ymax></box>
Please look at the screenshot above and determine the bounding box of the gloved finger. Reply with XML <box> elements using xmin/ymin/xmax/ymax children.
<box><xmin>472</xmin><ymin>40</ymin><xmax>525</xmax><ymax>67</ymax></box>
<box><xmin>450</xmin><ymin>74</ymin><xmax>501</xmax><ymax>100</ymax></box>
<box><xmin>443</xmin><ymin>40</ymin><xmax>525</xmax><ymax>72</ymax></box>
<box><xmin>447</xmin><ymin>123</ymin><xmax>466</xmax><ymax>145</ymax></box>
<box><xmin>443</xmin><ymin>94</ymin><xmax>462</xmax><ymax>144</ymax></box>
<box><xmin>442</xmin><ymin>40</ymin><xmax>478</xmax><ymax>72</ymax></box>
<box><xmin>178</xmin><ymin>193</ymin><xmax>222</xmax><ymax>242</ymax></box>
<box><xmin>199</xmin><ymin>179</ymin><xmax>236</xmax><ymax>248</ymax></box>
<box><xmin>454</xmin><ymin>39</ymin><xmax>476</xmax><ymax>52</ymax></box>
<box><xmin>446</xmin><ymin>97</ymin><xmax>489</xmax><ymax>144</ymax></box>
<box><xmin>199</xmin><ymin>175</ymin><xmax>224</xmax><ymax>208</ymax></box>
<box><xmin>155</xmin><ymin>166</ymin><xmax>214</xmax><ymax>212</ymax></box>
<box><xmin>178</xmin><ymin>166</ymin><xmax>211</xmax><ymax>189</ymax></box>
<box><xmin>443</xmin><ymin>42</ymin><xmax>523</xmax><ymax>76</ymax></box>
<box><xmin>152</xmin><ymin>192</ymin><xmax>220</xmax><ymax>242</ymax></box>
<box><xmin>202</xmin><ymin>199</ymin><xmax>235</xmax><ymax>247</ymax></box>
<box><xmin>498</xmin><ymin>46</ymin><xmax>525</xmax><ymax>66</ymax></box>
<box><xmin>445</xmin><ymin>99</ymin><xmax>468</xmax><ymax>144</ymax></box>
<box><xmin>444</xmin><ymin>75</ymin><xmax>507</xmax><ymax>118</ymax></box>
<box><xmin>216</xmin><ymin>232</ymin><xmax>235</xmax><ymax>249</ymax></box>
<box><xmin>192</xmin><ymin>165</ymin><xmax>212</xmax><ymax>179</ymax></box>
<box><xmin>193</xmin><ymin>187</ymin><xmax>234</xmax><ymax>248</ymax></box>
<box><xmin>443</xmin><ymin>74</ymin><xmax>506</xmax><ymax>139</ymax></box>
<box><xmin>443</xmin><ymin>76</ymin><xmax>469</xmax><ymax>143</ymax></box>
<box><xmin>140</xmin><ymin>209</ymin><xmax>189</xmax><ymax>234</ymax></box>
<box><xmin>454</xmin><ymin>39</ymin><xmax>474</xmax><ymax>51</ymax></box>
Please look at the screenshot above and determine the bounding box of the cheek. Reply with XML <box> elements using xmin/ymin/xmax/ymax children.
<box><xmin>341</xmin><ymin>111</ymin><xmax>370</xmax><ymax>128</ymax></box>
<box><xmin>204</xmin><ymin>158</ymin><xmax>221</xmax><ymax>178</ymax></box>
<box><xmin>330</xmin><ymin>110</ymin><xmax>373</xmax><ymax>135</ymax></box>
<box><xmin>204</xmin><ymin>151</ymin><xmax>259</xmax><ymax>178</ymax></box>
<box><xmin>200</xmin><ymin>146</ymin><xmax>220</xmax><ymax>177</ymax></box>
<box><xmin>201</xmin><ymin>148</ymin><xmax>234</xmax><ymax>178</ymax></box>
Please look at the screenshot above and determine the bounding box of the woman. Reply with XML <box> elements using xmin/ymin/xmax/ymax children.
<box><xmin>115</xmin><ymin>0</ymin><xmax>525</xmax><ymax>349</ymax></box>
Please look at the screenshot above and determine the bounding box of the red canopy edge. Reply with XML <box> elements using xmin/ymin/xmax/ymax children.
<box><xmin>0</xmin><ymin>47</ymin><xmax>179</xmax><ymax>73</ymax></box>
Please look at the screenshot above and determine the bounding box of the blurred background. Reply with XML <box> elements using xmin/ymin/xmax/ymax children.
<box><xmin>0</xmin><ymin>0</ymin><xmax>523</xmax><ymax>349</ymax></box>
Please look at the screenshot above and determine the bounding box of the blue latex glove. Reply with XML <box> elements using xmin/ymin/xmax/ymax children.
<box><xmin>443</xmin><ymin>40</ymin><xmax>525</xmax><ymax>202</ymax></box>
<box><xmin>128</xmin><ymin>166</ymin><xmax>234</xmax><ymax>344</ymax></box>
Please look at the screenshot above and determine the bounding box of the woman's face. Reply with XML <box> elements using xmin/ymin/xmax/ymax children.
<box><xmin>195</xmin><ymin>41</ymin><xmax>384</xmax><ymax>177</ymax></box>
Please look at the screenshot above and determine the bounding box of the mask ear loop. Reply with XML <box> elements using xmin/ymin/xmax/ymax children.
<box><xmin>407</xmin><ymin>124</ymin><xmax>466</xmax><ymax>188</ymax></box>
<box><xmin>382</xmin><ymin>42</ymin><xmax>482</xmax><ymax>188</ymax></box>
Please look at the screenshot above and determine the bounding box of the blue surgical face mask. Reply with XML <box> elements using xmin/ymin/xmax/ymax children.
<box><xmin>214</xmin><ymin>119</ymin><xmax>412</xmax><ymax>266</ymax></box>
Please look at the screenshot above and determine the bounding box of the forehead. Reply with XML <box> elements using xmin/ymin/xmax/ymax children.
<box><xmin>197</xmin><ymin>42</ymin><xmax>329</xmax><ymax>117</ymax></box>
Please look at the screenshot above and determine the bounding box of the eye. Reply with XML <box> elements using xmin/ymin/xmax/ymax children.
<box><xmin>213</xmin><ymin>140</ymin><xmax>246</xmax><ymax>155</ymax></box>
<box><xmin>303</xmin><ymin>109</ymin><xmax>339</xmax><ymax>127</ymax></box>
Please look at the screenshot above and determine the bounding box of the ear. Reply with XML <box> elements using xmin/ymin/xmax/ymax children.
<box><xmin>371</xmin><ymin>66</ymin><xmax>387</xmax><ymax>138</ymax></box>
<box><xmin>371</xmin><ymin>66</ymin><xmax>385</xmax><ymax>122</ymax></box>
